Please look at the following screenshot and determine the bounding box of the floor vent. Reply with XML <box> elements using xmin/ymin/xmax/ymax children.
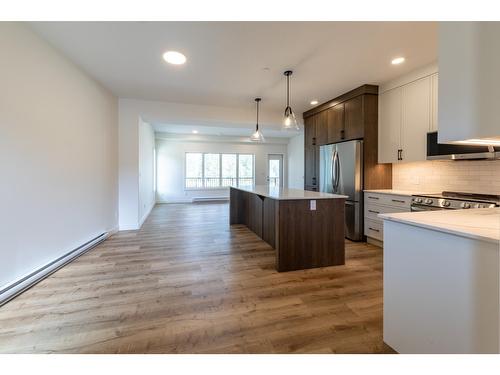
<box><xmin>0</xmin><ymin>232</ymin><xmax>108</xmax><ymax>306</ymax></box>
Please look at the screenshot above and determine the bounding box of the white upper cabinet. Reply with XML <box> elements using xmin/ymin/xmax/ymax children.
<box><xmin>378</xmin><ymin>87</ymin><xmax>402</xmax><ymax>164</ymax></box>
<box><xmin>401</xmin><ymin>76</ymin><xmax>431</xmax><ymax>162</ymax></box>
<box><xmin>439</xmin><ymin>22</ymin><xmax>500</xmax><ymax>143</ymax></box>
<box><xmin>430</xmin><ymin>73</ymin><xmax>438</xmax><ymax>132</ymax></box>
<box><xmin>378</xmin><ymin>63</ymin><xmax>438</xmax><ymax>164</ymax></box>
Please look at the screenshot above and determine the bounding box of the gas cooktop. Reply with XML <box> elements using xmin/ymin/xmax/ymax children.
<box><xmin>411</xmin><ymin>191</ymin><xmax>500</xmax><ymax>210</ymax></box>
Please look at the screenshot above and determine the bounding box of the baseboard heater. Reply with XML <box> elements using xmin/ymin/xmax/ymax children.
<box><xmin>0</xmin><ymin>232</ymin><xmax>108</xmax><ymax>307</ymax></box>
<box><xmin>192</xmin><ymin>197</ymin><xmax>229</xmax><ymax>203</ymax></box>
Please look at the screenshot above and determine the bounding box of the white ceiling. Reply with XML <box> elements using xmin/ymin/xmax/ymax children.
<box><xmin>30</xmin><ymin>21</ymin><xmax>437</xmax><ymax>136</ymax></box>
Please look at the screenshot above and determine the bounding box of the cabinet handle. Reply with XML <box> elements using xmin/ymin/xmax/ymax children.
<box><xmin>368</xmin><ymin>209</ymin><xmax>380</xmax><ymax>214</ymax></box>
<box><xmin>340</xmin><ymin>129</ymin><xmax>345</xmax><ymax>139</ymax></box>
<box><xmin>369</xmin><ymin>227</ymin><xmax>380</xmax><ymax>233</ymax></box>
<box><xmin>397</xmin><ymin>149</ymin><xmax>402</xmax><ymax>160</ymax></box>
<box><xmin>368</xmin><ymin>196</ymin><xmax>379</xmax><ymax>200</ymax></box>
<box><xmin>391</xmin><ymin>199</ymin><xmax>405</xmax><ymax>203</ymax></box>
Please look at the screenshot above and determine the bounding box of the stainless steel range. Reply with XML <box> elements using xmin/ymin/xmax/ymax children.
<box><xmin>411</xmin><ymin>191</ymin><xmax>500</xmax><ymax>212</ymax></box>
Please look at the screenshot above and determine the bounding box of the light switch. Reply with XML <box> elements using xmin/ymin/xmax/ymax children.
<box><xmin>310</xmin><ymin>200</ymin><xmax>316</xmax><ymax>210</ymax></box>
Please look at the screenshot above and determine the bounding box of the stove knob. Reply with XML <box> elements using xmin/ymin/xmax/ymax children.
<box><xmin>461</xmin><ymin>202</ymin><xmax>471</xmax><ymax>209</ymax></box>
<box><xmin>475</xmin><ymin>203</ymin><xmax>485</xmax><ymax>209</ymax></box>
<box><xmin>424</xmin><ymin>198</ymin><xmax>433</xmax><ymax>205</ymax></box>
<box><xmin>442</xmin><ymin>200</ymin><xmax>451</xmax><ymax>207</ymax></box>
<box><xmin>414</xmin><ymin>198</ymin><xmax>423</xmax><ymax>204</ymax></box>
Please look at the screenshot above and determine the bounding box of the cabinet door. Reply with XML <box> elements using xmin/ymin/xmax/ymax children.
<box><xmin>304</xmin><ymin>116</ymin><xmax>317</xmax><ymax>188</ymax></box>
<box><xmin>327</xmin><ymin>103</ymin><xmax>345</xmax><ymax>143</ymax></box>
<box><xmin>344</xmin><ymin>96</ymin><xmax>364</xmax><ymax>140</ymax></box>
<box><xmin>315</xmin><ymin>110</ymin><xmax>329</xmax><ymax>146</ymax></box>
<box><xmin>401</xmin><ymin>76</ymin><xmax>431</xmax><ymax>162</ymax></box>
<box><xmin>378</xmin><ymin>87</ymin><xmax>402</xmax><ymax>163</ymax></box>
<box><xmin>430</xmin><ymin>73</ymin><xmax>438</xmax><ymax>132</ymax></box>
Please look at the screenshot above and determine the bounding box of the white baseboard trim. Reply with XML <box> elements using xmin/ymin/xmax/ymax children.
<box><xmin>138</xmin><ymin>201</ymin><xmax>155</xmax><ymax>229</ymax></box>
<box><xmin>119</xmin><ymin>223</ymin><xmax>139</xmax><ymax>231</ymax></box>
<box><xmin>0</xmin><ymin>232</ymin><xmax>109</xmax><ymax>306</ymax></box>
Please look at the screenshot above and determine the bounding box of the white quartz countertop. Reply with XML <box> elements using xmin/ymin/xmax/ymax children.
<box><xmin>380</xmin><ymin>208</ymin><xmax>500</xmax><ymax>244</ymax></box>
<box><xmin>364</xmin><ymin>189</ymin><xmax>432</xmax><ymax>197</ymax></box>
<box><xmin>231</xmin><ymin>185</ymin><xmax>348</xmax><ymax>200</ymax></box>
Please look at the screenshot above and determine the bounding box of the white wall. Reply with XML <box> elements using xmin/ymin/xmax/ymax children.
<box><xmin>156</xmin><ymin>136</ymin><xmax>288</xmax><ymax>202</ymax></box>
<box><xmin>0</xmin><ymin>23</ymin><xmax>118</xmax><ymax>289</ymax></box>
<box><xmin>287</xmin><ymin>133</ymin><xmax>304</xmax><ymax>189</ymax></box>
<box><xmin>139</xmin><ymin>118</ymin><xmax>155</xmax><ymax>225</ymax></box>
<box><xmin>119</xmin><ymin>98</ymin><xmax>288</xmax><ymax>227</ymax></box>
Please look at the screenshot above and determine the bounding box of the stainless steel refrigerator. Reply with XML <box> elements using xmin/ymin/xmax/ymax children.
<box><xmin>319</xmin><ymin>140</ymin><xmax>363</xmax><ymax>241</ymax></box>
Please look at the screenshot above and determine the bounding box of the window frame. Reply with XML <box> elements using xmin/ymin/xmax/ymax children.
<box><xmin>184</xmin><ymin>152</ymin><xmax>255</xmax><ymax>190</ymax></box>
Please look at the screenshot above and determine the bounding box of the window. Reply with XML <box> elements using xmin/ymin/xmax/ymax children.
<box><xmin>185</xmin><ymin>153</ymin><xmax>254</xmax><ymax>189</ymax></box>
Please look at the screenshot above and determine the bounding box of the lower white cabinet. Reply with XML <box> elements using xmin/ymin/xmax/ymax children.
<box><xmin>364</xmin><ymin>191</ymin><xmax>411</xmax><ymax>243</ymax></box>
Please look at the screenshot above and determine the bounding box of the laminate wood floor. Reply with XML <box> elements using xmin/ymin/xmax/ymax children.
<box><xmin>0</xmin><ymin>202</ymin><xmax>394</xmax><ymax>354</ymax></box>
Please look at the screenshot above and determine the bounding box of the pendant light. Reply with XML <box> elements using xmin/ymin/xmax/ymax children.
<box><xmin>250</xmin><ymin>97</ymin><xmax>265</xmax><ymax>142</ymax></box>
<box><xmin>282</xmin><ymin>70</ymin><xmax>299</xmax><ymax>130</ymax></box>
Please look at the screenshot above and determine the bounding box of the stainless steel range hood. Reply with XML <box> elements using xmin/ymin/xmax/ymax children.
<box><xmin>427</xmin><ymin>132</ymin><xmax>499</xmax><ymax>160</ymax></box>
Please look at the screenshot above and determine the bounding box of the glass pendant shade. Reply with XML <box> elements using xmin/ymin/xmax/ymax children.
<box><xmin>250</xmin><ymin>97</ymin><xmax>265</xmax><ymax>142</ymax></box>
<box><xmin>250</xmin><ymin>128</ymin><xmax>265</xmax><ymax>142</ymax></box>
<box><xmin>282</xmin><ymin>70</ymin><xmax>300</xmax><ymax>131</ymax></box>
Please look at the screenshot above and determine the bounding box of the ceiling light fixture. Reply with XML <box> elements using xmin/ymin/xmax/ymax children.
<box><xmin>310</xmin><ymin>100</ymin><xmax>319</xmax><ymax>106</ymax></box>
<box><xmin>282</xmin><ymin>70</ymin><xmax>299</xmax><ymax>131</ymax></box>
<box><xmin>250</xmin><ymin>98</ymin><xmax>265</xmax><ymax>142</ymax></box>
<box><xmin>192</xmin><ymin>130</ymin><xmax>198</xmax><ymax>134</ymax></box>
<box><xmin>391</xmin><ymin>57</ymin><xmax>405</xmax><ymax>65</ymax></box>
<box><xmin>163</xmin><ymin>51</ymin><xmax>187</xmax><ymax>65</ymax></box>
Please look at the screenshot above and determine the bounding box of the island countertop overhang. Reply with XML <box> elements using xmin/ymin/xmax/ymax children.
<box><xmin>230</xmin><ymin>185</ymin><xmax>348</xmax><ymax>200</ymax></box>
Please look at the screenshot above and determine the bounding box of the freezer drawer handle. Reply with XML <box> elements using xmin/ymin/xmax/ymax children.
<box><xmin>391</xmin><ymin>199</ymin><xmax>406</xmax><ymax>203</ymax></box>
<box><xmin>368</xmin><ymin>209</ymin><xmax>380</xmax><ymax>214</ymax></box>
<box><xmin>368</xmin><ymin>227</ymin><xmax>380</xmax><ymax>232</ymax></box>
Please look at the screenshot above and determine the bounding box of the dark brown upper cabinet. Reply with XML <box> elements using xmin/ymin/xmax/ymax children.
<box><xmin>344</xmin><ymin>96</ymin><xmax>364</xmax><ymax>140</ymax></box>
<box><xmin>314</xmin><ymin>110</ymin><xmax>329</xmax><ymax>146</ymax></box>
<box><xmin>302</xmin><ymin>84</ymin><xmax>392</xmax><ymax>191</ymax></box>
<box><xmin>304</xmin><ymin>116</ymin><xmax>317</xmax><ymax>188</ymax></box>
<box><xmin>327</xmin><ymin>103</ymin><xmax>345</xmax><ymax>144</ymax></box>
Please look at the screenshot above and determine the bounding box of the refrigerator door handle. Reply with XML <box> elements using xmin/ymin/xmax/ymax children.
<box><xmin>333</xmin><ymin>151</ymin><xmax>340</xmax><ymax>191</ymax></box>
<box><xmin>331</xmin><ymin>150</ymin><xmax>336</xmax><ymax>191</ymax></box>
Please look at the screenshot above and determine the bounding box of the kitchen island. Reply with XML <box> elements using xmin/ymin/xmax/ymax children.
<box><xmin>229</xmin><ymin>185</ymin><xmax>347</xmax><ymax>272</ymax></box>
<box><xmin>381</xmin><ymin>208</ymin><xmax>500</xmax><ymax>353</ymax></box>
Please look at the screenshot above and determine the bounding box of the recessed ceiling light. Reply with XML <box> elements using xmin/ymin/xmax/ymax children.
<box><xmin>163</xmin><ymin>51</ymin><xmax>187</xmax><ymax>65</ymax></box>
<box><xmin>391</xmin><ymin>57</ymin><xmax>405</xmax><ymax>65</ymax></box>
<box><xmin>192</xmin><ymin>130</ymin><xmax>198</xmax><ymax>134</ymax></box>
<box><xmin>310</xmin><ymin>100</ymin><xmax>319</xmax><ymax>105</ymax></box>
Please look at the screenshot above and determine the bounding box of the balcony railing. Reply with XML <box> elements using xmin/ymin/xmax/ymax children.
<box><xmin>185</xmin><ymin>177</ymin><xmax>254</xmax><ymax>189</ymax></box>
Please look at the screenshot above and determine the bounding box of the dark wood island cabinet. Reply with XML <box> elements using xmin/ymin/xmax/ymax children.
<box><xmin>230</xmin><ymin>185</ymin><xmax>347</xmax><ymax>272</ymax></box>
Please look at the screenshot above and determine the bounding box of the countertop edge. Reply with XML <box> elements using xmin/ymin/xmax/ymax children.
<box><xmin>230</xmin><ymin>186</ymin><xmax>348</xmax><ymax>200</ymax></box>
<box><xmin>363</xmin><ymin>189</ymin><xmax>425</xmax><ymax>197</ymax></box>
<box><xmin>380</xmin><ymin>213</ymin><xmax>500</xmax><ymax>244</ymax></box>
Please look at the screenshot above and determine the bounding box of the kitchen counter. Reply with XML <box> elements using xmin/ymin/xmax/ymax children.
<box><xmin>382</xmin><ymin>207</ymin><xmax>500</xmax><ymax>353</ymax></box>
<box><xmin>363</xmin><ymin>189</ymin><xmax>430</xmax><ymax>197</ymax></box>
<box><xmin>380</xmin><ymin>207</ymin><xmax>500</xmax><ymax>244</ymax></box>
<box><xmin>234</xmin><ymin>185</ymin><xmax>347</xmax><ymax>200</ymax></box>
<box><xmin>229</xmin><ymin>186</ymin><xmax>346</xmax><ymax>271</ymax></box>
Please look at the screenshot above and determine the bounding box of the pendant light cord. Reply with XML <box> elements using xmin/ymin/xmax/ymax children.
<box><xmin>287</xmin><ymin>74</ymin><xmax>290</xmax><ymax>107</ymax></box>
<box><xmin>255</xmin><ymin>98</ymin><xmax>261</xmax><ymax>131</ymax></box>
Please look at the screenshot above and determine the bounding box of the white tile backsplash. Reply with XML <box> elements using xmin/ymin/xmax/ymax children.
<box><xmin>392</xmin><ymin>159</ymin><xmax>500</xmax><ymax>195</ymax></box>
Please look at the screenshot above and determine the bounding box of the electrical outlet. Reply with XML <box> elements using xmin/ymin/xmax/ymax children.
<box><xmin>310</xmin><ymin>200</ymin><xmax>316</xmax><ymax>210</ymax></box>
